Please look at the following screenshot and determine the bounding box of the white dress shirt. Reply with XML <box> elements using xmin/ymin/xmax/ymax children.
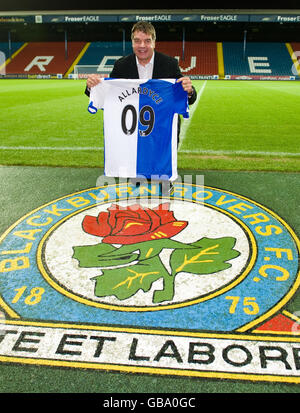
<box><xmin>136</xmin><ymin>52</ymin><xmax>154</xmax><ymax>79</ymax></box>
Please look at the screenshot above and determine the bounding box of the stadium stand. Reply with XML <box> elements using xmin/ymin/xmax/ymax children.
<box><xmin>223</xmin><ymin>42</ymin><xmax>295</xmax><ymax>78</ymax></box>
<box><xmin>0</xmin><ymin>42</ymin><xmax>25</xmax><ymax>60</ymax></box>
<box><xmin>75</xmin><ymin>41</ymin><xmax>132</xmax><ymax>76</ymax></box>
<box><xmin>73</xmin><ymin>40</ymin><xmax>298</xmax><ymax>79</ymax></box>
<box><xmin>78</xmin><ymin>41</ymin><xmax>132</xmax><ymax>65</ymax></box>
<box><xmin>5</xmin><ymin>41</ymin><xmax>87</xmax><ymax>76</ymax></box>
<box><xmin>74</xmin><ymin>41</ymin><xmax>219</xmax><ymax>77</ymax></box>
<box><xmin>287</xmin><ymin>42</ymin><xmax>300</xmax><ymax>77</ymax></box>
<box><xmin>156</xmin><ymin>41</ymin><xmax>219</xmax><ymax>76</ymax></box>
<box><xmin>2</xmin><ymin>40</ymin><xmax>298</xmax><ymax>79</ymax></box>
<box><xmin>291</xmin><ymin>42</ymin><xmax>300</xmax><ymax>54</ymax></box>
<box><xmin>290</xmin><ymin>42</ymin><xmax>300</xmax><ymax>66</ymax></box>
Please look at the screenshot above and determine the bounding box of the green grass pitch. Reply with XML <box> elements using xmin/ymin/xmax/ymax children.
<box><xmin>0</xmin><ymin>79</ymin><xmax>300</xmax><ymax>394</ymax></box>
<box><xmin>0</xmin><ymin>79</ymin><xmax>299</xmax><ymax>172</ymax></box>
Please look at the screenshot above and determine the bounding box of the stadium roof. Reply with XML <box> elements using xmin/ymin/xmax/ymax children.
<box><xmin>0</xmin><ymin>9</ymin><xmax>300</xmax><ymax>15</ymax></box>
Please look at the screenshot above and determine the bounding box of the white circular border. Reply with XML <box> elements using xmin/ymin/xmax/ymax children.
<box><xmin>43</xmin><ymin>199</ymin><xmax>251</xmax><ymax>308</ymax></box>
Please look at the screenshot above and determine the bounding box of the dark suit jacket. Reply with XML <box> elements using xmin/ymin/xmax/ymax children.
<box><xmin>85</xmin><ymin>51</ymin><xmax>197</xmax><ymax>105</ymax></box>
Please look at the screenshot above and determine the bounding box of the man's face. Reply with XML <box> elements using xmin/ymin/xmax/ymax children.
<box><xmin>132</xmin><ymin>30</ymin><xmax>155</xmax><ymax>64</ymax></box>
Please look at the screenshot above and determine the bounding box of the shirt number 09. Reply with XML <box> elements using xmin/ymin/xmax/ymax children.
<box><xmin>121</xmin><ymin>104</ymin><xmax>155</xmax><ymax>137</ymax></box>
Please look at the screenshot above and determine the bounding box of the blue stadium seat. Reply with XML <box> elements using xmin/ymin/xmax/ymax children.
<box><xmin>78</xmin><ymin>41</ymin><xmax>132</xmax><ymax>72</ymax></box>
<box><xmin>0</xmin><ymin>42</ymin><xmax>24</xmax><ymax>61</ymax></box>
<box><xmin>223</xmin><ymin>42</ymin><xmax>294</xmax><ymax>77</ymax></box>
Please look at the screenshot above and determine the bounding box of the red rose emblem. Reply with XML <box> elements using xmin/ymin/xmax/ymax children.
<box><xmin>82</xmin><ymin>203</ymin><xmax>188</xmax><ymax>245</ymax></box>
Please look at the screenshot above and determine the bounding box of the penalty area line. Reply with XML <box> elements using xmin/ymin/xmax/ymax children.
<box><xmin>1</xmin><ymin>147</ymin><xmax>299</xmax><ymax>158</ymax></box>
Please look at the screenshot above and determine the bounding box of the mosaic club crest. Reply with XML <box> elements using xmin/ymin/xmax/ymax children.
<box><xmin>0</xmin><ymin>182</ymin><xmax>300</xmax><ymax>383</ymax></box>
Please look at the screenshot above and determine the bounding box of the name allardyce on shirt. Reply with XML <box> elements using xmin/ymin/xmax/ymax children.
<box><xmin>118</xmin><ymin>87</ymin><xmax>163</xmax><ymax>104</ymax></box>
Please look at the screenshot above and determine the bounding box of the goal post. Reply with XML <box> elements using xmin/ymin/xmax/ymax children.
<box><xmin>73</xmin><ymin>56</ymin><xmax>123</xmax><ymax>79</ymax></box>
<box><xmin>73</xmin><ymin>65</ymin><xmax>110</xmax><ymax>79</ymax></box>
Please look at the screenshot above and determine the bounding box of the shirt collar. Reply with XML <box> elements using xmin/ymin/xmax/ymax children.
<box><xmin>136</xmin><ymin>51</ymin><xmax>155</xmax><ymax>67</ymax></box>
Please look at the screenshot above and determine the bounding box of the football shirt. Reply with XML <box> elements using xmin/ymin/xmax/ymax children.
<box><xmin>88</xmin><ymin>78</ymin><xmax>189</xmax><ymax>181</ymax></box>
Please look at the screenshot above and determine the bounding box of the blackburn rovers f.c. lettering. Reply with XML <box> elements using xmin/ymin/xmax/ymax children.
<box><xmin>0</xmin><ymin>183</ymin><xmax>299</xmax><ymax>383</ymax></box>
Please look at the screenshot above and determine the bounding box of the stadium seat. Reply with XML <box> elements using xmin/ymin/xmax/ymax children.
<box><xmin>290</xmin><ymin>42</ymin><xmax>300</xmax><ymax>76</ymax></box>
<box><xmin>75</xmin><ymin>41</ymin><xmax>132</xmax><ymax>75</ymax></box>
<box><xmin>5</xmin><ymin>41</ymin><xmax>87</xmax><ymax>76</ymax></box>
<box><xmin>0</xmin><ymin>42</ymin><xmax>25</xmax><ymax>61</ymax></box>
<box><xmin>223</xmin><ymin>42</ymin><xmax>295</xmax><ymax>77</ymax></box>
<box><xmin>290</xmin><ymin>42</ymin><xmax>300</xmax><ymax>54</ymax></box>
<box><xmin>156</xmin><ymin>41</ymin><xmax>219</xmax><ymax>76</ymax></box>
<box><xmin>3</xmin><ymin>40</ymin><xmax>298</xmax><ymax>79</ymax></box>
<box><xmin>75</xmin><ymin>41</ymin><xmax>219</xmax><ymax>77</ymax></box>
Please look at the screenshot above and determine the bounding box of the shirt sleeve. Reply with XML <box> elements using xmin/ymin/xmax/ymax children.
<box><xmin>87</xmin><ymin>81</ymin><xmax>106</xmax><ymax>114</ymax></box>
<box><xmin>173</xmin><ymin>81</ymin><xmax>189</xmax><ymax>119</ymax></box>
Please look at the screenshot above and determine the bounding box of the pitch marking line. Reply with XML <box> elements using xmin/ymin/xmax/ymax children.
<box><xmin>179</xmin><ymin>149</ymin><xmax>300</xmax><ymax>157</ymax></box>
<box><xmin>178</xmin><ymin>79</ymin><xmax>207</xmax><ymax>150</ymax></box>
<box><xmin>0</xmin><ymin>146</ymin><xmax>102</xmax><ymax>151</ymax></box>
<box><xmin>0</xmin><ymin>146</ymin><xmax>299</xmax><ymax>158</ymax></box>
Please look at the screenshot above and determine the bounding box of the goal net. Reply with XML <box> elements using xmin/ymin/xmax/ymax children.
<box><xmin>73</xmin><ymin>65</ymin><xmax>110</xmax><ymax>79</ymax></box>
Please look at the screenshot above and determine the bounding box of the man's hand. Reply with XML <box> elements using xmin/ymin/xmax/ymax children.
<box><xmin>177</xmin><ymin>77</ymin><xmax>193</xmax><ymax>95</ymax></box>
<box><xmin>86</xmin><ymin>74</ymin><xmax>102</xmax><ymax>89</ymax></box>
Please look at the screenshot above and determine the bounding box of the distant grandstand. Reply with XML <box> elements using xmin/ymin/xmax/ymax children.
<box><xmin>1</xmin><ymin>40</ymin><xmax>299</xmax><ymax>80</ymax></box>
<box><xmin>0</xmin><ymin>10</ymin><xmax>300</xmax><ymax>79</ymax></box>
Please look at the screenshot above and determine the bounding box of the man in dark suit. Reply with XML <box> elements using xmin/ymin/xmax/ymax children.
<box><xmin>86</xmin><ymin>21</ymin><xmax>197</xmax><ymax>113</ymax></box>
<box><xmin>86</xmin><ymin>22</ymin><xmax>197</xmax><ymax>192</ymax></box>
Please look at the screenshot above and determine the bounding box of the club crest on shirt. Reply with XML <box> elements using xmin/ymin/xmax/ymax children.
<box><xmin>0</xmin><ymin>182</ymin><xmax>299</xmax><ymax>383</ymax></box>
